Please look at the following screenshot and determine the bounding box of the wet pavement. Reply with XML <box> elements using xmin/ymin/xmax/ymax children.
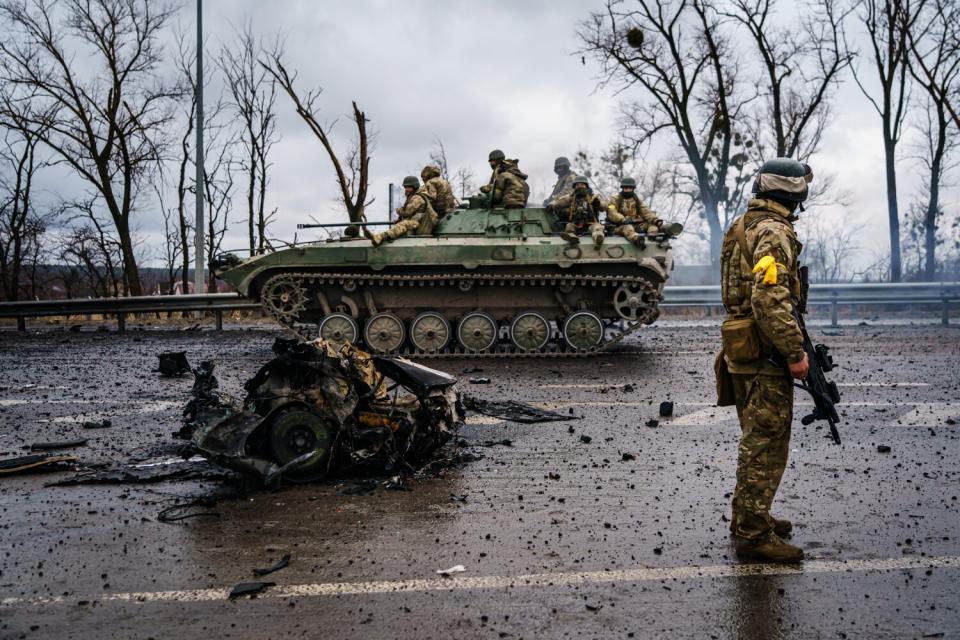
<box><xmin>1</xmin><ymin>321</ymin><xmax>958</xmax><ymax>639</ymax></box>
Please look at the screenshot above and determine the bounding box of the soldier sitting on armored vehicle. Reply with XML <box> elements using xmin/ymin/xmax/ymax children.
<box><xmin>547</xmin><ymin>175</ymin><xmax>605</xmax><ymax>247</ymax></box>
<box><xmin>478</xmin><ymin>149</ymin><xmax>530</xmax><ymax>208</ymax></box>
<box><xmin>543</xmin><ymin>155</ymin><xmax>577</xmax><ymax>206</ymax></box>
<box><xmin>420</xmin><ymin>165</ymin><xmax>457</xmax><ymax>218</ymax></box>
<box><xmin>607</xmin><ymin>177</ymin><xmax>669</xmax><ymax>245</ymax></box>
<box><xmin>364</xmin><ymin>175</ymin><xmax>438</xmax><ymax>247</ymax></box>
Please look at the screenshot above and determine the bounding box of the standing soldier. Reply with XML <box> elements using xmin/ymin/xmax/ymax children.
<box><xmin>548</xmin><ymin>175</ymin><xmax>605</xmax><ymax>246</ymax></box>
<box><xmin>420</xmin><ymin>165</ymin><xmax>457</xmax><ymax>218</ymax></box>
<box><xmin>543</xmin><ymin>156</ymin><xmax>577</xmax><ymax>206</ymax></box>
<box><xmin>718</xmin><ymin>158</ymin><xmax>813</xmax><ymax>563</ymax></box>
<box><xmin>479</xmin><ymin>149</ymin><xmax>530</xmax><ymax>208</ymax></box>
<box><xmin>364</xmin><ymin>176</ymin><xmax>437</xmax><ymax>247</ymax></box>
<box><xmin>607</xmin><ymin>177</ymin><xmax>668</xmax><ymax>244</ymax></box>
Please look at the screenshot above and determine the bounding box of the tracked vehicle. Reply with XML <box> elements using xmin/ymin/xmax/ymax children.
<box><xmin>213</xmin><ymin>204</ymin><xmax>679</xmax><ymax>357</ymax></box>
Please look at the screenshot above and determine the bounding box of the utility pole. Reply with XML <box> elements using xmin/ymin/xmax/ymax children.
<box><xmin>193</xmin><ymin>0</ymin><xmax>205</xmax><ymax>294</ymax></box>
<box><xmin>388</xmin><ymin>182</ymin><xmax>394</xmax><ymax>222</ymax></box>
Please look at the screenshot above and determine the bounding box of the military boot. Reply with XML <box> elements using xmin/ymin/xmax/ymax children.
<box><xmin>592</xmin><ymin>230</ymin><xmax>604</xmax><ymax>247</ymax></box>
<box><xmin>560</xmin><ymin>232</ymin><xmax>579</xmax><ymax>245</ymax></box>
<box><xmin>730</xmin><ymin>516</ymin><xmax>793</xmax><ymax>537</ymax></box>
<box><xmin>734</xmin><ymin>533</ymin><xmax>804</xmax><ymax>563</ymax></box>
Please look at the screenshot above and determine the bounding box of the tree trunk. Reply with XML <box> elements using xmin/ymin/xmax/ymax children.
<box><xmin>115</xmin><ymin>217</ymin><xmax>142</xmax><ymax>296</ymax></box>
<box><xmin>883</xmin><ymin>137</ymin><xmax>902</xmax><ymax>282</ymax></box>
<box><xmin>704</xmin><ymin>197</ymin><xmax>723</xmax><ymax>268</ymax></box>
<box><xmin>924</xmin><ymin>122</ymin><xmax>946</xmax><ymax>281</ymax></box>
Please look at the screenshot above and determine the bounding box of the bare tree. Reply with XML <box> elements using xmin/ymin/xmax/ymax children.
<box><xmin>0</xmin><ymin>0</ymin><xmax>181</xmax><ymax>296</ymax></box>
<box><xmin>848</xmin><ymin>0</ymin><xmax>924</xmax><ymax>282</ymax></box>
<box><xmin>428</xmin><ymin>135</ymin><xmax>450</xmax><ymax>177</ymax></box>
<box><xmin>201</xmin><ymin>135</ymin><xmax>236</xmax><ymax>292</ymax></box>
<box><xmin>723</xmin><ymin>0</ymin><xmax>853</xmax><ymax>161</ymax></box>
<box><xmin>905</xmin><ymin>0</ymin><xmax>960</xmax><ymax>279</ymax></box>
<box><xmin>261</xmin><ymin>49</ymin><xmax>372</xmax><ymax>223</ymax></box>
<box><xmin>452</xmin><ymin>166</ymin><xmax>476</xmax><ymax>199</ymax></box>
<box><xmin>0</xmin><ymin>127</ymin><xmax>56</xmax><ymax>300</ymax></box>
<box><xmin>220</xmin><ymin>22</ymin><xmax>277</xmax><ymax>256</ymax></box>
<box><xmin>800</xmin><ymin>216</ymin><xmax>864</xmax><ymax>282</ymax></box>
<box><xmin>59</xmin><ymin>200</ymin><xmax>124</xmax><ymax>297</ymax></box>
<box><xmin>579</xmin><ymin>0</ymin><xmax>755</xmax><ymax>264</ymax></box>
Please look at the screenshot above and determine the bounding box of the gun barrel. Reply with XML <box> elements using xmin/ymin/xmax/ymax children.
<box><xmin>297</xmin><ymin>222</ymin><xmax>393</xmax><ymax>229</ymax></box>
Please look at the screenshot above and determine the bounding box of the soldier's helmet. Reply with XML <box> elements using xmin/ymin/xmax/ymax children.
<box><xmin>402</xmin><ymin>175</ymin><xmax>420</xmax><ymax>189</ymax></box>
<box><xmin>554</xmin><ymin>156</ymin><xmax>571</xmax><ymax>169</ymax></box>
<box><xmin>488</xmin><ymin>149</ymin><xmax>505</xmax><ymax>162</ymax></box>
<box><xmin>572</xmin><ymin>175</ymin><xmax>590</xmax><ymax>188</ymax></box>
<box><xmin>421</xmin><ymin>165</ymin><xmax>441</xmax><ymax>181</ymax></box>
<box><xmin>752</xmin><ymin>158</ymin><xmax>813</xmax><ymax>203</ymax></box>
<box><xmin>620</xmin><ymin>177</ymin><xmax>637</xmax><ymax>188</ymax></box>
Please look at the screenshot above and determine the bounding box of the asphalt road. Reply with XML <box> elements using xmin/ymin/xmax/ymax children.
<box><xmin>1</xmin><ymin>320</ymin><xmax>959</xmax><ymax>639</ymax></box>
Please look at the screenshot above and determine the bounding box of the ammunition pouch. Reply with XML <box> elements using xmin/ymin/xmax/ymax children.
<box><xmin>720</xmin><ymin>316</ymin><xmax>763</xmax><ymax>364</ymax></box>
<box><xmin>714</xmin><ymin>350</ymin><xmax>736</xmax><ymax>407</ymax></box>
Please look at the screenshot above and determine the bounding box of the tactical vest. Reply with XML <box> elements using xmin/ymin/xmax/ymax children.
<box><xmin>720</xmin><ymin>210</ymin><xmax>801</xmax><ymax>316</ymax></box>
<box><xmin>568</xmin><ymin>194</ymin><xmax>597</xmax><ymax>225</ymax></box>
<box><xmin>614</xmin><ymin>193</ymin><xmax>640</xmax><ymax>218</ymax></box>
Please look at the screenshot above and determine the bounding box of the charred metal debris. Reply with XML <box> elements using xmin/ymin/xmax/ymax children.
<box><xmin>183</xmin><ymin>337</ymin><xmax>463</xmax><ymax>486</ymax></box>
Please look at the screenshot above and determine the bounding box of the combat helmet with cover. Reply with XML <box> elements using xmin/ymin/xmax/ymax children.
<box><xmin>402</xmin><ymin>175</ymin><xmax>420</xmax><ymax>189</ymax></box>
<box><xmin>572</xmin><ymin>174</ymin><xmax>590</xmax><ymax>188</ymax></box>
<box><xmin>620</xmin><ymin>176</ymin><xmax>637</xmax><ymax>189</ymax></box>
<box><xmin>752</xmin><ymin>158</ymin><xmax>813</xmax><ymax>204</ymax></box>
<box><xmin>488</xmin><ymin>149</ymin><xmax>505</xmax><ymax>162</ymax></box>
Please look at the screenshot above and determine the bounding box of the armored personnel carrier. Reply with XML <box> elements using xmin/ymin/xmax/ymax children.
<box><xmin>212</xmin><ymin>203</ymin><xmax>680</xmax><ymax>357</ymax></box>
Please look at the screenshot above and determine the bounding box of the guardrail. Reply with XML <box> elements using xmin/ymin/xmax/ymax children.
<box><xmin>0</xmin><ymin>282</ymin><xmax>957</xmax><ymax>331</ymax></box>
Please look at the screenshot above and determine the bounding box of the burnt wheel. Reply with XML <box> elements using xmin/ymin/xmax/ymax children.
<box><xmin>267</xmin><ymin>408</ymin><xmax>336</xmax><ymax>482</ymax></box>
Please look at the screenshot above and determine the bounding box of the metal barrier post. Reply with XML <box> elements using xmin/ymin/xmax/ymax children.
<box><xmin>17</xmin><ymin>317</ymin><xmax>25</xmax><ymax>332</ymax></box>
<box><xmin>117</xmin><ymin>312</ymin><xmax>126</xmax><ymax>332</ymax></box>
<box><xmin>943</xmin><ymin>294</ymin><xmax>950</xmax><ymax>325</ymax></box>
<box><xmin>215</xmin><ymin>310</ymin><xmax>223</xmax><ymax>331</ymax></box>
<box><xmin>831</xmin><ymin>292</ymin><xmax>839</xmax><ymax>327</ymax></box>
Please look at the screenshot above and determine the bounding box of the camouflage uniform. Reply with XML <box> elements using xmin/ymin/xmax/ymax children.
<box><xmin>551</xmin><ymin>190</ymin><xmax>605</xmax><ymax>246</ymax></box>
<box><xmin>379</xmin><ymin>192</ymin><xmax>437</xmax><ymax>243</ymax></box>
<box><xmin>480</xmin><ymin>159</ymin><xmax>530</xmax><ymax>208</ymax></box>
<box><xmin>420</xmin><ymin>166</ymin><xmax>457</xmax><ymax>217</ymax></box>
<box><xmin>607</xmin><ymin>193</ymin><xmax>664</xmax><ymax>243</ymax></box>
<box><xmin>546</xmin><ymin>169</ymin><xmax>576</xmax><ymax>204</ymax></box>
<box><xmin>720</xmin><ymin>197</ymin><xmax>805</xmax><ymax>542</ymax></box>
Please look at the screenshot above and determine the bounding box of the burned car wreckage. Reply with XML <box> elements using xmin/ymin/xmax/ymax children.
<box><xmin>184</xmin><ymin>338</ymin><xmax>462</xmax><ymax>485</ymax></box>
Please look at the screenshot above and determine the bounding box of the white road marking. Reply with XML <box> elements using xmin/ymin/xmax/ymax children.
<box><xmin>2</xmin><ymin>555</ymin><xmax>957</xmax><ymax>607</ymax></box>
<box><xmin>540</xmin><ymin>382</ymin><xmax>929</xmax><ymax>390</ymax></box>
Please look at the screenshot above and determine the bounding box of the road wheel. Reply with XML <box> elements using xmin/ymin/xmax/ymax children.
<box><xmin>410</xmin><ymin>312</ymin><xmax>451</xmax><ymax>352</ymax></box>
<box><xmin>318</xmin><ymin>313</ymin><xmax>358</xmax><ymax>347</ymax></box>
<box><xmin>364</xmin><ymin>312</ymin><xmax>406</xmax><ymax>353</ymax></box>
<box><xmin>510</xmin><ymin>312</ymin><xmax>550</xmax><ymax>351</ymax></box>
<box><xmin>457</xmin><ymin>311</ymin><xmax>498</xmax><ymax>352</ymax></box>
<box><xmin>562</xmin><ymin>311</ymin><xmax>604</xmax><ymax>350</ymax></box>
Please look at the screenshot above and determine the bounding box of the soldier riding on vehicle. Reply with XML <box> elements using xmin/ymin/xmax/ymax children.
<box><xmin>420</xmin><ymin>165</ymin><xmax>457</xmax><ymax>218</ymax></box>
<box><xmin>479</xmin><ymin>149</ymin><xmax>530</xmax><ymax>209</ymax></box>
<box><xmin>543</xmin><ymin>155</ymin><xmax>577</xmax><ymax>206</ymax></box>
<box><xmin>548</xmin><ymin>175</ymin><xmax>605</xmax><ymax>247</ymax></box>
<box><xmin>364</xmin><ymin>175</ymin><xmax>437</xmax><ymax>247</ymax></box>
<box><xmin>607</xmin><ymin>177</ymin><xmax>670</xmax><ymax>245</ymax></box>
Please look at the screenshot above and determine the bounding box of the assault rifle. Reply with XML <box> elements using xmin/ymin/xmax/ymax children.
<box><xmin>773</xmin><ymin>266</ymin><xmax>843</xmax><ymax>444</ymax></box>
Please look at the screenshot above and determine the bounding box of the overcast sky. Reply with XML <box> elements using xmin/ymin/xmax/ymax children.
<box><xmin>29</xmin><ymin>0</ymin><xmax>959</xmax><ymax>269</ymax></box>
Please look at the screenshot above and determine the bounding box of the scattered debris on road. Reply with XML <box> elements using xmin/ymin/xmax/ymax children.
<box><xmin>253</xmin><ymin>554</ymin><xmax>291</xmax><ymax>576</ymax></box>
<box><xmin>0</xmin><ymin>453</ymin><xmax>77</xmax><ymax>476</ymax></box>
<box><xmin>47</xmin><ymin>458</ymin><xmax>234</xmax><ymax>486</ymax></box>
<box><xmin>877</xmin><ymin>445</ymin><xmax>892</xmax><ymax>453</ymax></box>
<box><xmin>659</xmin><ymin>401</ymin><xmax>674</xmax><ymax>417</ymax></box>
<box><xmin>158</xmin><ymin>351</ymin><xmax>191</xmax><ymax>376</ymax></box>
<box><xmin>29</xmin><ymin>438</ymin><xmax>89</xmax><ymax>451</ymax></box>
<box><xmin>436</xmin><ymin>564</ymin><xmax>466</xmax><ymax>576</ymax></box>
<box><xmin>229</xmin><ymin>581</ymin><xmax>275</xmax><ymax>599</ymax></box>
<box><xmin>463</xmin><ymin>396</ymin><xmax>578</xmax><ymax>423</ymax></box>
<box><xmin>81</xmin><ymin>419</ymin><xmax>112</xmax><ymax>429</ymax></box>
<box><xmin>468</xmin><ymin>377</ymin><xmax>491</xmax><ymax>384</ymax></box>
